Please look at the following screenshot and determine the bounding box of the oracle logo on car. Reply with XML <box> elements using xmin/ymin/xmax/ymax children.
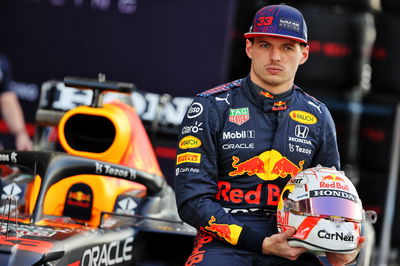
<box><xmin>81</xmin><ymin>237</ymin><xmax>133</xmax><ymax>266</ymax></box>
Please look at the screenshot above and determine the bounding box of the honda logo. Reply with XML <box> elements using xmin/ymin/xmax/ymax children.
<box><xmin>295</xmin><ymin>125</ymin><xmax>309</xmax><ymax>138</ymax></box>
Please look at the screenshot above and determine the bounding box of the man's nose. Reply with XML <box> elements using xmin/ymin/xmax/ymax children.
<box><xmin>270</xmin><ymin>48</ymin><xmax>281</xmax><ymax>61</ymax></box>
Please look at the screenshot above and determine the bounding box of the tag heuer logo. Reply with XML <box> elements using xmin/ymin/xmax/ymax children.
<box><xmin>229</xmin><ymin>108</ymin><xmax>249</xmax><ymax>125</ymax></box>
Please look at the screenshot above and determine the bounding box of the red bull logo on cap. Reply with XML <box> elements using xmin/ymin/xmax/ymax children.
<box><xmin>204</xmin><ymin>216</ymin><xmax>242</xmax><ymax>245</ymax></box>
<box><xmin>229</xmin><ymin>149</ymin><xmax>304</xmax><ymax>181</ymax></box>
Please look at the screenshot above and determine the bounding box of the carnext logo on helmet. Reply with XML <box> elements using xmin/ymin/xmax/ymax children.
<box><xmin>279</xmin><ymin>18</ymin><xmax>300</xmax><ymax>33</ymax></box>
<box><xmin>317</xmin><ymin>230</ymin><xmax>355</xmax><ymax>242</ymax></box>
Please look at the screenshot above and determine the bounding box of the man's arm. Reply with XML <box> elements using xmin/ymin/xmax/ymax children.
<box><xmin>175</xmin><ymin>96</ymin><xmax>266</xmax><ymax>251</ymax></box>
<box><xmin>0</xmin><ymin>91</ymin><xmax>32</xmax><ymax>150</ymax></box>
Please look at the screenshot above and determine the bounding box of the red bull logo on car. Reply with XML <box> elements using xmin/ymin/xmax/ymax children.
<box><xmin>204</xmin><ymin>216</ymin><xmax>241</xmax><ymax>245</ymax></box>
<box><xmin>67</xmin><ymin>191</ymin><xmax>91</xmax><ymax>208</ymax></box>
<box><xmin>320</xmin><ymin>175</ymin><xmax>349</xmax><ymax>191</ymax></box>
<box><xmin>229</xmin><ymin>150</ymin><xmax>304</xmax><ymax>181</ymax></box>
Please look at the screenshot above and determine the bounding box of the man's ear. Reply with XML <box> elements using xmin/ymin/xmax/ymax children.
<box><xmin>245</xmin><ymin>39</ymin><xmax>253</xmax><ymax>60</ymax></box>
<box><xmin>299</xmin><ymin>45</ymin><xmax>309</xmax><ymax>65</ymax></box>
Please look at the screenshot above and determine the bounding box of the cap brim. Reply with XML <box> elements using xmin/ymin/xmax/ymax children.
<box><xmin>244</xmin><ymin>32</ymin><xmax>307</xmax><ymax>44</ymax></box>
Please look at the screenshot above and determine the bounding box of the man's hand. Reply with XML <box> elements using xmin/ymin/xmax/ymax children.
<box><xmin>15</xmin><ymin>130</ymin><xmax>32</xmax><ymax>151</ymax></box>
<box><xmin>326</xmin><ymin>236</ymin><xmax>365</xmax><ymax>266</ymax></box>
<box><xmin>261</xmin><ymin>227</ymin><xmax>307</xmax><ymax>261</ymax></box>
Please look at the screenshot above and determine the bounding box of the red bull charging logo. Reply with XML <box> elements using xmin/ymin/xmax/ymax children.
<box><xmin>229</xmin><ymin>150</ymin><xmax>304</xmax><ymax>181</ymax></box>
<box><xmin>204</xmin><ymin>216</ymin><xmax>241</xmax><ymax>245</ymax></box>
<box><xmin>229</xmin><ymin>156</ymin><xmax>266</xmax><ymax>176</ymax></box>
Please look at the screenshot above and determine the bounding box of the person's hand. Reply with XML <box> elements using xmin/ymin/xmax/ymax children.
<box><xmin>325</xmin><ymin>236</ymin><xmax>365</xmax><ymax>266</ymax></box>
<box><xmin>15</xmin><ymin>130</ymin><xmax>33</xmax><ymax>151</ymax></box>
<box><xmin>261</xmin><ymin>227</ymin><xmax>307</xmax><ymax>261</ymax></box>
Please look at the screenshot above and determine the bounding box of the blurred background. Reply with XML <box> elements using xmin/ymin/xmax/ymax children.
<box><xmin>0</xmin><ymin>0</ymin><xmax>399</xmax><ymax>264</ymax></box>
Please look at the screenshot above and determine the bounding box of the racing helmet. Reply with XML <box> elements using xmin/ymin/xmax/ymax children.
<box><xmin>277</xmin><ymin>165</ymin><xmax>376</xmax><ymax>254</ymax></box>
<box><xmin>244</xmin><ymin>4</ymin><xmax>308</xmax><ymax>44</ymax></box>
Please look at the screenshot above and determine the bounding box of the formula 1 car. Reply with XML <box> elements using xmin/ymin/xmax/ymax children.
<box><xmin>0</xmin><ymin>76</ymin><xmax>196</xmax><ymax>265</ymax></box>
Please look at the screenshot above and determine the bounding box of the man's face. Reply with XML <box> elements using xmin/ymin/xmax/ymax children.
<box><xmin>245</xmin><ymin>36</ymin><xmax>309</xmax><ymax>92</ymax></box>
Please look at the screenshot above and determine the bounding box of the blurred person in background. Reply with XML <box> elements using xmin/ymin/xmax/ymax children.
<box><xmin>0</xmin><ymin>52</ymin><xmax>32</xmax><ymax>151</ymax></box>
<box><xmin>174</xmin><ymin>4</ymin><xmax>363</xmax><ymax>266</ymax></box>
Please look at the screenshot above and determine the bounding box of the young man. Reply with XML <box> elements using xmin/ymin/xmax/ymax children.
<box><xmin>175</xmin><ymin>4</ymin><xmax>363</xmax><ymax>265</ymax></box>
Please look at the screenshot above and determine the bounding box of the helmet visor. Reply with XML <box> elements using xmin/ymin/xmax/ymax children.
<box><xmin>288</xmin><ymin>196</ymin><xmax>363</xmax><ymax>222</ymax></box>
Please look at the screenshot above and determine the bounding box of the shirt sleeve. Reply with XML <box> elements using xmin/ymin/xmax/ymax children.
<box><xmin>174</xmin><ymin>96</ymin><xmax>264</xmax><ymax>252</ymax></box>
<box><xmin>0</xmin><ymin>54</ymin><xmax>13</xmax><ymax>93</ymax></box>
<box><xmin>312</xmin><ymin>105</ymin><xmax>341</xmax><ymax>170</ymax></box>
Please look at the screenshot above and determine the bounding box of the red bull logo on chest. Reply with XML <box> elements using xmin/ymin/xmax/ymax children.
<box><xmin>229</xmin><ymin>149</ymin><xmax>304</xmax><ymax>181</ymax></box>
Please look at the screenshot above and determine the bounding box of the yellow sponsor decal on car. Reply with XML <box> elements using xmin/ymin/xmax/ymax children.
<box><xmin>176</xmin><ymin>152</ymin><xmax>202</xmax><ymax>164</ymax></box>
<box><xmin>289</xmin><ymin>111</ymin><xmax>317</xmax><ymax>125</ymax></box>
<box><xmin>179</xmin><ymin>136</ymin><xmax>202</xmax><ymax>149</ymax></box>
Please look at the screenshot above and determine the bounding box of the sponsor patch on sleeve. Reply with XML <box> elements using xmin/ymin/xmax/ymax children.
<box><xmin>179</xmin><ymin>136</ymin><xmax>202</xmax><ymax>149</ymax></box>
<box><xmin>289</xmin><ymin>111</ymin><xmax>317</xmax><ymax>125</ymax></box>
<box><xmin>176</xmin><ymin>152</ymin><xmax>202</xmax><ymax>165</ymax></box>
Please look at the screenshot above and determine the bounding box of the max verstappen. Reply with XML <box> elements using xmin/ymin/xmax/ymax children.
<box><xmin>175</xmin><ymin>4</ymin><xmax>364</xmax><ymax>266</ymax></box>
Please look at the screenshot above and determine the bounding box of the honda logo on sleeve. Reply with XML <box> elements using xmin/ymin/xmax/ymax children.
<box><xmin>295</xmin><ymin>125</ymin><xmax>309</xmax><ymax>138</ymax></box>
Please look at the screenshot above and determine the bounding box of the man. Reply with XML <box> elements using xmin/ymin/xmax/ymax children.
<box><xmin>0</xmin><ymin>53</ymin><xmax>32</xmax><ymax>151</ymax></box>
<box><xmin>175</xmin><ymin>4</ymin><xmax>363</xmax><ymax>266</ymax></box>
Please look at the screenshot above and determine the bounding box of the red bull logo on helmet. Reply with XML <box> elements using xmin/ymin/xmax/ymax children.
<box><xmin>204</xmin><ymin>216</ymin><xmax>241</xmax><ymax>245</ymax></box>
<box><xmin>229</xmin><ymin>150</ymin><xmax>304</xmax><ymax>181</ymax></box>
<box><xmin>320</xmin><ymin>175</ymin><xmax>349</xmax><ymax>191</ymax></box>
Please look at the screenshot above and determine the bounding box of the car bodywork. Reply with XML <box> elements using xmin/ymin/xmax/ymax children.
<box><xmin>0</xmin><ymin>76</ymin><xmax>196</xmax><ymax>265</ymax></box>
